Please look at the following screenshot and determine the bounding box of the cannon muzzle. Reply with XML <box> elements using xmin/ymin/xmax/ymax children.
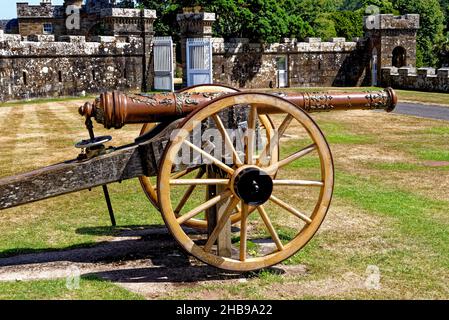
<box><xmin>79</xmin><ymin>88</ymin><xmax>398</xmax><ymax>129</ymax></box>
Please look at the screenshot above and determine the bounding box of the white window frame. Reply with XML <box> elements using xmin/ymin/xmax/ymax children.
<box><xmin>43</xmin><ymin>23</ymin><xmax>53</xmax><ymax>34</ymax></box>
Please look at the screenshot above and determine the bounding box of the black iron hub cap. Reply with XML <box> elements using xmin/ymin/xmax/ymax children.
<box><xmin>233</xmin><ymin>167</ymin><xmax>273</xmax><ymax>206</ymax></box>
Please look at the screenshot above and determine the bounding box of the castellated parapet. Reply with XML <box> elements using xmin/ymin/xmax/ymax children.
<box><xmin>0</xmin><ymin>30</ymin><xmax>147</xmax><ymax>101</ymax></box>
<box><xmin>364</xmin><ymin>14</ymin><xmax>420</xmax><ymax>30</ymax></box>
<box><xmin>382</xmin><ymin>66</ymin><xmax>449</xmax><ymax>92</ymax></box>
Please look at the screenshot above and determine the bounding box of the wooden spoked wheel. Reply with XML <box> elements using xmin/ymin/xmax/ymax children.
<box><xmin>139</xmin><ymin>85</ymin><xmax>277</xmax><ymax>230</ymax></box>
<box><xmin>158</xmin><ymin>92</ymin><xmax>334</xmax><ymax>271</ymax></box>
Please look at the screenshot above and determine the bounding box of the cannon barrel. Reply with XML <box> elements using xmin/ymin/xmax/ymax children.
<box><xmin>79</xmin><ymin>88</ymin><xmax>398</xmax><ymax>129</ymax></box>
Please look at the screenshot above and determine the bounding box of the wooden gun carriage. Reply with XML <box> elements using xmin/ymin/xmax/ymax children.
<box><xmin>0</xmin><ymin>84</ymin><xmax>397</xmax><ymax>272</ymax></box>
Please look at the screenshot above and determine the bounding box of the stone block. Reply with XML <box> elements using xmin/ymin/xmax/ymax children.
<box><xmin>437</xmin><ymin>68</ymin><xmax>449</xmax><ymax>78</ymax></box>
<box><xmin>417</xmin><ymin>68</ymin><xmax>435</xmax><ymax>76</ymax></box>
<box><xmin>398</xmin><ymin>67</ymin><xmax>416</xmax><ymax>76</ymax></box>
<box><xmin>28</xmin><ymin>34</ymin><xmax>55</xmax><ymax>42</ymax></box>
<box><xmin>305</xmin><ymin>38</ymin><xmax>321</xmax><ymax>43</ymax></box>
<box><xmin>59</xmin><ymin>35</ymin><xmax>85</xmax><ymax>43</ymax></box>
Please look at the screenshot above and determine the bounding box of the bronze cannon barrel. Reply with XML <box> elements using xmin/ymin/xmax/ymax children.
<box><xmin>79</xmin><ymin>88</ymin><xmax>398</xmax><ymax>129</ymax></box>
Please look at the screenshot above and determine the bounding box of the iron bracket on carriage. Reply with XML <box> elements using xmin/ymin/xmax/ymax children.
<box><xmin>0</xmin><ymin>84</ymin><xmax>397</xmax><ymax>271</ymax></box>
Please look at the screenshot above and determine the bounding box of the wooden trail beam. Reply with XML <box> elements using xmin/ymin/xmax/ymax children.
<box><xmin>0</xmin><ymin>119</ymin><xmax>183</xmax><ymax>211</ymax></box>
<box><xmin>0</xmin><ymin>145</ymin><xmax>143</xmax><ymax>211</ymax></box>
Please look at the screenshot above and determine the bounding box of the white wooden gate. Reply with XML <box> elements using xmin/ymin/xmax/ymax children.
<box><xmin>276</xmin><ymin>56</ymin><xmax>288</xmax><ymax>88</ymax></box>
<box><xmin>153</xmin><ymin>37</ymin><xmax>174</xmax><ymax>92</ymax></box>
<box><xmin>186</xmin><ymin>38</ymin><xmax>213</xmax><ymax>86</ymax></box>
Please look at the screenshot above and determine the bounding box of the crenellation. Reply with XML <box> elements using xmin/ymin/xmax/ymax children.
<box><xmin>0</xmin><ymin>1</ymin><xmax>155</xmax><ymax>102</ymax></box>
<box><xmin>59</xmin><ymin>35</ymin><xmax>86</xmax><ymax>43</ymax></box>
<box><xmin>382</xmin><ymin>66</ymin><xmax>449</xmax><ymax>92</ymax></box>
<box><xmin>417</xmin><ymin>68</ymin><xmax>436</xmax><ymax>77</ymax></box>
<box><xmin>437</xmin><ymin>68</ymin><xmax>449</xmax><ymax>78</ymax></box>
<box><xmin>28</xmin><ymin>34</ymin><xmax>55</xmax><ymax>42</ymax></box>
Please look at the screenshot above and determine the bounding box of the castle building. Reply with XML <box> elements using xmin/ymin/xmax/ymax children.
<box><xmin>0</xmin><ymin>0</ymin><xmax>156</xmax><ymax>101</ymax></box>
<box><xmin>0</xmin><ymin>4</ymin><xmax>439</xmax><ymax>101</ymax></box>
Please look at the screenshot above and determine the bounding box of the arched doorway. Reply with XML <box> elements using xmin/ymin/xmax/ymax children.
<box><xmin>392</xmin><ymin>47</ymin><xmax>407</xmax><ymax>68</ymax></box>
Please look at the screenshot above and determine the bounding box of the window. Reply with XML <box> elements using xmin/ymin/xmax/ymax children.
<box><xmin>58</xmin><ymin>71</ymin><xmax>63</xmax><ymax>83</ymax></box>
<box><xmin>43</xmin><ymin>23</ymin><xmax>53</xmax><ymax>34</ymax></box>
<box><xmin>392</xmin><ymin>47</ymin><xmax>407</xmax><ymax>68</ymax></box>
<box><xmin>22</xmin><ymin>72</ymin><xmax>27</xmax><ymax>85</ymax></box>
<box><xmin>92</xmin><ymin>70</ymin><xmax>96</xmax><ymax>81</ymax></box>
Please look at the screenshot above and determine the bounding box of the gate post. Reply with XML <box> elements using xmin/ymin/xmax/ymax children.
<box><xmin>177</xmin><ymin>9</ymin><xmax>215</xmax><ymax>86</ymax></box>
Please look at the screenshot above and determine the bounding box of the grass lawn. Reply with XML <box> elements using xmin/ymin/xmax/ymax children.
<box><xmin>0</xmin><ymin>276</ymin><xmax>143</xmax><ymax>300</ymax></box>
<box><xmin>0</xmin><ymin>95</ymin><xmax>448</xmax><ymax>299</ymax></box>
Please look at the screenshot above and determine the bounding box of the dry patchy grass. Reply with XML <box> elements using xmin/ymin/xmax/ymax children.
<box><xmin>0</xmin><ymin>98</ymin><xmax>448</xmax><ymax>300</ymax></box>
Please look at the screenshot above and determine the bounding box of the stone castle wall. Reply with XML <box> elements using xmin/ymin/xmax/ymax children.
<box><xmin>212</xmin><ymin>37</ymin><xmax>371</xmax><ymax>89</ymax></box>
<box><xmin>382</xmin><ymin>66</ymin><xmax>449</xmax><ymax>92</ymax></box>
<box><xmin>0</xmin><ymin>30</ymin><xmax>147</xmax><ymax>101</ymax></box>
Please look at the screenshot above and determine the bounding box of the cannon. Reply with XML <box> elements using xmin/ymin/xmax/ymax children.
<box><xmin>0</xmin><ymin>84</ymin><xmax>397</xmax><ymax>272</ymax></box>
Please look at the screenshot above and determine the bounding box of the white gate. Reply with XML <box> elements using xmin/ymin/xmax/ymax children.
<box><xmin>153</xmin><ymin>37</ymin><xmax>174</xmax><ymax>92</ymax></box>
<box><xmin>276</xmin><ymin>56</ymin><xmax>288</xmax><ymax>88</ymax></box>
<box><xmin>186</xmin><ymin>38</ymin><xmax>213</xmax><ymax>86</ymax></box>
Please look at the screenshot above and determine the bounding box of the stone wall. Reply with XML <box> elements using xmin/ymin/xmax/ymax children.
<box><xmin>381</xmin><ymin>67</ymin><xmax>449</xmax><ymax>92</ymax></box>
<box><xmin>0</xmin><ymin>30</ymin><xmax>147</xmax><ymax>101</ymax></box>
<box><xmin>212</xmin><ymin>37</ymin><xmax>371</xmax><ymax>89</ymax></box>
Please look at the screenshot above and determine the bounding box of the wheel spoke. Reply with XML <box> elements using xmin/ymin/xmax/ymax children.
<box><xmin>177</xmin><ymin>189</ymin><xmax>232</xmax><ymax>225</ymax></box>
<box><xmin>240</xmin><ymin>202</ymin><xmax>249</xmax><ymax>261</ymax></box>
<box><xmin>257</xmin><ymin>114</ymin><xmax>293</xmax><ymax>166</ymax></box>
<box><xmin>204</xmin><ymin>197</ymin><xmax>240</xmax><ymax>252</ymax></box>
<box><xmin>171</xmin><ymin>167</ymin><xmax>201</xmax><ymax>179</ymax></box>
<box><xmin>257</xmin><ymin>205</ymin><xmax>284</xmax><ymax>251</ymax></box>
<box><xmin>173</xmin><ymin>168</ymin><xmax>205</xmax><ymax>215</ymax></box>
<box><xmin>212</xmin><ymin>114</ymin><xmax>242</xmax><ymax>166</ymax></box>
<box><xmin>183</xmin><ymin>140</ymin><xmax>234</xmax><ymax>175</ymax></box>
<box><xmin>246</xmin><ymin>106</ymin><xmax>257</xmax><ymax>165</ymax></box>
<box><xmin>272</xmin><ymin>180</ymin><xmax>323</xmax><ymax>187</ymax></box>
<box><xmin>269</xmin><ymin>195</ymin><xmax>312</xmax><ymax>224</ymax></box>
<box><xmin>265</xmin><ymin>144</ymin><xmax>317</xmax><ymax>175</ymax></box>
<box><xmin>170</xmin><ymin>179</ymin><xmax>229</xmax><ymax>185</ymax></box>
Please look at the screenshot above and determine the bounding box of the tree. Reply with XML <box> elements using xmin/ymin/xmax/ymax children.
<box><xmin>329</xmin><ymin>11</ymin><xmax>364</xmax><ymax>40</ymax></box>
<box><xmin>313</xmin><ymin>14</ymin><xmax>337</xmax><ymax>40</ymax></box>
<box><xmin>394</xmin><ymin>0</ymin><xmax>445</xmax><ymax>67</ymax></box>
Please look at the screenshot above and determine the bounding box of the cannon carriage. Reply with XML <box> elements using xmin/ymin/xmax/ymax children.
<box><xmin>0</xmin><ymin>84</ymin><xmax>397</xmax><ymax>272</ymax></box>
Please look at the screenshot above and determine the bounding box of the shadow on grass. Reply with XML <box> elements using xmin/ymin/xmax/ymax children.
<box><xmin>0</xmin><ymin>224</ymin><xmax>286</xmax><ymax>283</ymax></box>
<box><xmin>85</xmin><ymin>265</ymin><xmax>285</xmax><ymax>284</ymax></box>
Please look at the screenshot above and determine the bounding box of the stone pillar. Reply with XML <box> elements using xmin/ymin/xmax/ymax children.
<box><xmin>177</xmin><ymin>9</ymin><xmax>216</xmax><ymax>85</ymax></box>
<box><xmin>141</xmin><ymin>9</ymin><xmax>157</xmax><ymax>92</ymax></box>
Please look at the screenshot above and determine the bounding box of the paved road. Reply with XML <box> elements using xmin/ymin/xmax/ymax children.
<box><xmin>393</xmin><ymin>102</ymin><xmax>449</xmax><ymax>121</ymax></box>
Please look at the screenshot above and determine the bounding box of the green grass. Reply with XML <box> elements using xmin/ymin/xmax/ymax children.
<box><xmin>0</xmin><ymin>95</ymin><xmax>96</xmax><ymax>107</ymax></box>
<box><xmin>0</xmin><ymin>276</ymin><xmax>144</xmax><ymax>300</ymax></box>
<box><xmin>1</xmin><ymin>98</ymin><xmax>449</xmax><ymax>299</ymax></box>
<box><xmin>368</xmin><ymin>162</ymin><xmax>423</xmax><ymax>171</ymax></box>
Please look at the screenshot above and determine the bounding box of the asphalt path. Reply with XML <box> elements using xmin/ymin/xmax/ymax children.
<box><xmin>392</xmin><ymin>102</ymin><xmax>449</xmax><ymax>121</ymax></box>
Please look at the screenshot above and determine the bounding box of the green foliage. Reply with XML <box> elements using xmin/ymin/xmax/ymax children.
<box><xmin>329</xmin><ymin>11</ymin><xmax>364</xmax><ymax>40</ymax></box>
<box><xmin>134</xmin><ymin>0</ymin><xmax>449</xmax><ymax>66</ymax></box>
<box><xmin>313</xmin><ymin>15</ymin><xmax>337</xmax><ymax>40</ymax></box>
<box><xmin>395</xmin><ymin>0</ymin><xmax>445</xmax><ymax>67</ymax></box>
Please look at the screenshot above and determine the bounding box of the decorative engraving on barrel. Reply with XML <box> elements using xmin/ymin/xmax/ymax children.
<box><xmin>130</xmin><ymin>94</ymin><xmax>159</xmax><ymax>106</ymax></box>
<box><xmin>365</xmin><ymin>92</ymin><xmax>390</xmax><ymax>110</ymax></box>
<box><xmin>304</xmin><ymin>93</ymin><xmax>335</xmax><ymax>112</ymax></box>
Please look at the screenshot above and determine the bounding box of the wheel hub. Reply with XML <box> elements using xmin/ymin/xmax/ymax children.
<box><xmin>232</xmin><ymin>167</ymin><xmax>273</xmax><ymax>205</ymax></box>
